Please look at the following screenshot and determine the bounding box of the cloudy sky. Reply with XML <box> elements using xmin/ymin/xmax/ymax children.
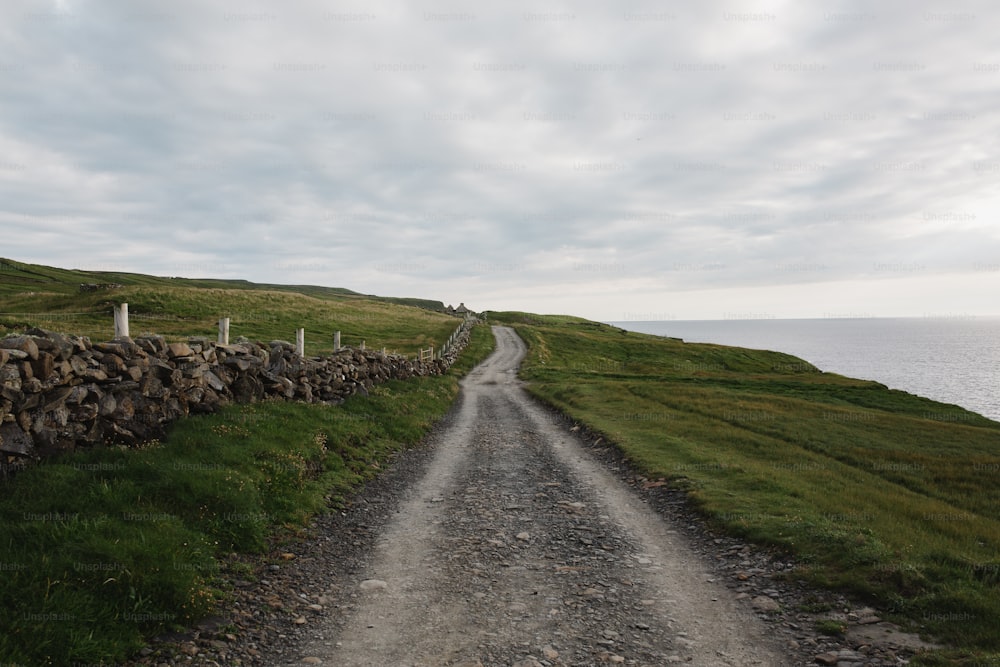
<box><xmin>2</xmin><ymin>0</ymin><xmax>999</xmax><ymax>321</ymax></box>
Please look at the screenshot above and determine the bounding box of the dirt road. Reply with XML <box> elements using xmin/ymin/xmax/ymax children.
<box><xmin>285</xmin><ymin>326</ymin><xmax>788</xmax><ymax>666</ymax></box>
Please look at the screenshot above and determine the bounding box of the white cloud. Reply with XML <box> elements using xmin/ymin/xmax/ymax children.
<box><xmin>1</xmin><ymin>0</ymin><xmax>998</xmax><ymax>318</ymax></box>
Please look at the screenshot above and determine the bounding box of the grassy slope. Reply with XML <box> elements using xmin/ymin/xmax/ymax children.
<box><xmin>0</xmin><ymin>322</ymin><xmax>495</xmax><ymax>665</ymax></box>
<box><xmin>0</xmin><ymin>257</ymin><xmax>451</xmax><ymax>355</ymax></box>
<box><xmin>488</xmin><ymin>312</ymin><xmax>1000</xmax><ymax>665</ymax></box>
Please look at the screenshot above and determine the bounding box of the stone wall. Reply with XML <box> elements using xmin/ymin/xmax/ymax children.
<box><xmin>0</xmin><ymin>319</ymin><xmax>476</xmax><ymax>466</ymax></box>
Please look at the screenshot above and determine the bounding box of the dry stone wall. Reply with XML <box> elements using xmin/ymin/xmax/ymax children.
<box><xmin>0</xmin><ymin>319</ymin><xmax>476</xmax><ymax>466</ymax></box>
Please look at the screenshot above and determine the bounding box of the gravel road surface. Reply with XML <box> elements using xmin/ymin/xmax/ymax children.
<box><xmin>287</xmin><ymin>326</ymin><xmax>785</xmax><ymax>666</ymax></box>
<box><xmin>139</xmin><ymin>326</ymin><xmax>928</xmax><ymax>667</ymax></box>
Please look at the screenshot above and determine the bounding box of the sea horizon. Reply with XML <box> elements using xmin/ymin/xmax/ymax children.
<box><xmin>607</xmin><ymin>316</ymin><xmax>1000</xmax><ymax>423</ymax></box>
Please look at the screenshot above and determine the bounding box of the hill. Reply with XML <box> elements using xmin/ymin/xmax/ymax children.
<box><xmin>0</xmin><ymin>257</ymin><xmax>455</xmax><ymax>355</ymax></box>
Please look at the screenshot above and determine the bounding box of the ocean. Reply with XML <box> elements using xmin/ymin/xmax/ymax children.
<box><xmin>607</xmin><ymin>318</ymin><xmax>1000</xmax><ymax>422</ymax></box>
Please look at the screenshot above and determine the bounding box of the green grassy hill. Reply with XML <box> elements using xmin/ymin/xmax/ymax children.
<box><xmin>490</xmin><ymin>311</ymin><xmax>1000</xmax><ymax>666</ymax></box>
<box><xmin>0</xmin><ymin>257</ymin><xmax>454</xmax><ymax>356</ymax></box>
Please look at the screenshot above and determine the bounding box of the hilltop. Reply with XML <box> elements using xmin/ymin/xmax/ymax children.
<box><xmin>0</xmin><ymin>257</ymin><xmax>457</xmax><ymax>356</ymax></box>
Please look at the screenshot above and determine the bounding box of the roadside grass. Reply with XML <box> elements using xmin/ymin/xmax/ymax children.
<box><xmin>488</xmin><ymin>312</ymin><xmax>1000</xmax><ymax>664</ymax></box>
<box><xmin>0</xmin><ymin>257</ymin><xmax>457</xmax><ymax>356</ymax></box>
<box><xmin>0</xmin><ymin>323</ymin><xmax>495</xmax><ymax>665</ymax></box>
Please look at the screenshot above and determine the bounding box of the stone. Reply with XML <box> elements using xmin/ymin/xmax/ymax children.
<box><xmin>1</xmin><ymin>363</ymin><xmax>21</xmax><ymax>392</ymax></box>
<box><xmin>187</xmin><ymin>337</ymin><xmax>209</xmax><ymax>351</ymax></box>
<box><xmin>0</xmin><ymin>422</ymin><xmax>35</xmax><ymax>458</ymax></box>
<box><xmin>99</xmin><ymin>394</ymin><xmax>118</xmax><ymax>417</ymax></box>
<box><xmin>80</xmin><ymin>367</ymin><xmax>109</xmax><ymax>382</ymax></box>
<box><xmin>232</xmin><ymin>374</ymin><xmax>264</xmax><ymax>403</ymax></box>
<box><xmin>0</xmin><ymin>336</ymin><xmax>39</xmax><ymax>361</ymax></box>
<box><xmin>359</xmin><ymin>579</ymin><xmax>388</xmax><ymax>592</ymax></box>
<box><xmin>140</xmin><ymin>374</ymin><xmax>166</xmax><ymax>399</ymax></box>
<box><xmin>301</xmin><ymin>658</ymin><xmax>323</xmax><ymax>665</ymax></box>
<box><xmin>135</xmin><ymin>335</ymin><xmax>167</xmax><ymax>354</ymax></box>
<box><xmin>101</xmin><ymin>353</ymin><xmax>127</xmax><ymax>375</ymax></box>
<box><xmin>73</xmin><ymin>403</ymin><xmax>98</xmax><ymax>421</ymax></box>
<box><xmin>166</xmin><ymin>342</ymin><xmax>193</xmax><ymax>359</ymax></box>
<box><xmin>516</xmin><ymin>532</ymin><xmax>530</xmax><ymax>541</ymax></box>
<box><xmin>751</xmin><ymin>595</ymin><xmax>781</xmax><ymax>612</ymax></box>
<box><xmin>68</xmin><ymin>355</ymin><xmax>88</xmax><ymax>376</ymax></box>
<box><xmin>225</xmin><ymin>356</ymin><xmax>253</xmax><ymax>372</ymax></box>
<box><xmin>179</xmin><ymin>362</ymin><xmax>209</xmax><ymax>379</ymax></box>
<box><xmin>835</xmin><ymin>649</ymin><xmax>865</xmax><ymax>661</ymax></box>
<box><xmin>2</xmin><ymin>349</ymin><xmax>29</xmax><ymax>362</ymax></box>
<box><xmin>814</xmin><ymin>653</ymin><xmax>839</xmax><ymax>665</ymax></box>
<box><xmin>203</xmin><ymin>370</ymin><xmax>225</xmax><ymax>392</ymax></box>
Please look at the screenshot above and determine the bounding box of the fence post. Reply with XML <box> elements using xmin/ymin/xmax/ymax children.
<box><xmin>218</xmin><ymin>317</ymin><xmax>230</xmax><ymax>345</ymax></box>
<box><xmin>296</xmin><ymin>328</ymin><xmax>305</xmax><ymax>356</ymax></box>
<box><xmin>360</xmin><ymin>340</ymin><xmax>365</xmax><ymax>351</ymax></box>
<box><xmin>333</xmin><ymin>330</ymin><xmax>341</xmax><ymax>351</ymax></box>
<box><xmin>114</xmin><ymin>303</ymin><xmax>129</xmax><ymax>339</ymax></box>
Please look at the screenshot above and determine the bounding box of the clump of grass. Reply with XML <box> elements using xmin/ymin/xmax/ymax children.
<box><xmin>815</xmin><ymin>619</ymin><xmax>847</xmax><ymax>636</ymax></box>
<box><xmin>0</xmin><ymin>324</ymin><xmax>495</xmax><ymax>665</ymax></box>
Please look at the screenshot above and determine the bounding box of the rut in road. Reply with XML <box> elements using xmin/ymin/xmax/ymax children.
<box><xmin>289</xmin><ymin>326</ymin><xmax>788</xmax><ymax>666</ymax></box>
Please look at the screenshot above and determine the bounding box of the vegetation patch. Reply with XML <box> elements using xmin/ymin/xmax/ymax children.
<box><xmin>0</xmin><ymin>257</ymin><xmax>456</xmax><ymax>356</ymax></box>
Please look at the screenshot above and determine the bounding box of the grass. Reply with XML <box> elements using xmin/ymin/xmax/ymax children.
<box><xmin>0</xmin><ymin>257</ymin><xmax>458</xmax><ymax>356</ymax></box>
<box><xmin>0</xmin><ymin>323</ymin><xmax>495</xmax><ymax>665</ymax></box>
<box><xmin>815</xmin><ymin>619</ymin><xmax>847</xmax><ymax>637</ymax></box>
<box><xmin>487</xmin><ymin>311</ymin><xmax>1000</xmax><ymax>665</ymax></box>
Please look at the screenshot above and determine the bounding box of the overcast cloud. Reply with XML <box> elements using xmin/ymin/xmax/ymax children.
<box><xmin>2</xmin><ymin>0</ymin><xmax>999</xmax><ymax>320</ymax></box>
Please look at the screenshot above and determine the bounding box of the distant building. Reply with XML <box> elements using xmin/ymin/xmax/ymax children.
<box><xmin>445</xmin><ymin>303</ymin><xmax>473</xmax><ymax>317</ymax></box>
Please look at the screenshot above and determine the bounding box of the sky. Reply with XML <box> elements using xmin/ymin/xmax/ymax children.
<box><xmin>1</xmin><ymin>0</ymin><xmax>999</xmax><ymax>322</ymax></box>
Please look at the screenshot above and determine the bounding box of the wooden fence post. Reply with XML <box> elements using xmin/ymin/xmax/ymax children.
<box><xmin>333</xmin><ymin>330</ymin><xmax>341</xmax><ymax>351</ymax></box>
<box><xmin>114</xmin><ymin>303</ymin><xmax>129</xmax><ymax>339</ymax></box>
<box><xmin>360</xmin><ymin>340</ymin><xmax>365</xmax><ymax>351</ymax></box>
<box><xmin>218</xmin><ymin>317</ymin><xmax>230</xmax><ymax>345</ymax></box>
<box><xmin>296</xmin><ymin>328</ymin><xmax>305</xmax><ymax>356</ymax></box>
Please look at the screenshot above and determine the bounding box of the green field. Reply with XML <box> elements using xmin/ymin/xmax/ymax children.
<box><xmin>489</xmin><ymin>312</ymin><xmax>1000</xmax><ymax>666</ymax></box>
<box><xmin>0</xmin><ymin>257</ymin><xmax>455</xmax><ymax>356</ymax></box>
